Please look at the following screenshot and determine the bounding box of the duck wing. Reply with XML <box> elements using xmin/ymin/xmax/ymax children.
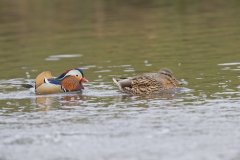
<box><xmin>113</xmin><ymin>75</ymin><xmax>162</xmax><ymax>95</ymax></box>
<box><xmin>130</xmin><ymin>76</ymin><xmax>163</xmax><ymax>94</ymax></box>
<box><xmin>35</xmin><ymin>71</ymin><xmax>53</xmax><ymax>88</ymax></box>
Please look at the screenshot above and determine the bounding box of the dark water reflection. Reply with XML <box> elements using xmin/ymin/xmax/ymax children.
<box><xmin>0</xmin><ymin>0</ymin><xmax>240</xmax><ymax>160</ymax></box>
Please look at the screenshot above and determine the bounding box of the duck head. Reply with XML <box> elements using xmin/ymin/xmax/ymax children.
<box><xmin>57</xmin><ymin>68</ymin><xmax>89</xmax><ymax>91</ymax></box>
<box><xmin>58</xmin><ymin>68</ymin><xmax>88</xmax><ymax>83</ymax></box>
<box><xmin>66</xmin><ymin>68</ymin><xmax>88</xmax><ymax>82</ymax></box>
<box><xmin>159</xmin><ymin>68</ymin><xmax>180</xmax><ymax>86</ymax></box>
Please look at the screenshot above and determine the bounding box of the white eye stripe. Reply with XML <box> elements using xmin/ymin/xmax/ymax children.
<box><xmin>65</xmin><ymin>70</ymin><xmax>82</xmax><ymax>77</ymax></box>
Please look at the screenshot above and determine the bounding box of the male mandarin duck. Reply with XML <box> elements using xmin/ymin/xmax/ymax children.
<box><xmin>112</xmin><ymin>68</ymin><xmax>180</xmax><ymax>95</ymax></box>
<box><xmin>35</xmin><ymin>68</ymin><xmax>88</xmax><ymax>95</ymax></box>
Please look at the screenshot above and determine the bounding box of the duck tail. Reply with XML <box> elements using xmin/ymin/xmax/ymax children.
<box><xmin>21</xmin><ymin>84</ymin><xmax>34</xmax><ymax>88</ymax></box>
<box><xmin>112</xmin><ymin>78</ymin><xmax>123</xmax><ymax>91</ymax></box>
<box><xmin>113</xmin><ymin>78</ymin><xmax>133</xmax><ymax>91</ymax></box>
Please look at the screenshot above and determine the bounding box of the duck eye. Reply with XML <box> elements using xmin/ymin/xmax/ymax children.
<box><xmin>76</xmin><ymin>75</ymin><xmax>78</xmax><ymax>77</ymax></box>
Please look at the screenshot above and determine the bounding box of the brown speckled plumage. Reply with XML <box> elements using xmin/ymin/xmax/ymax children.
<box><xmin>113</xmin><ymin>69</ymin><xmax>179</xmax><ymax>95</ymax></box>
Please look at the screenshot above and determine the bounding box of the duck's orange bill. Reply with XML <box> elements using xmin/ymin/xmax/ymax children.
<box><xmin>81</xmin><ymin>77</ymin><xmax>89</xmax><ymax>83</ymax></box>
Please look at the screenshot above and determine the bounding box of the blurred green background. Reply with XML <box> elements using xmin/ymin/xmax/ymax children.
<box><xmin>0</xmin><ymin>0</ymin><xmax>239</xmax><ymax>95</ymax></box>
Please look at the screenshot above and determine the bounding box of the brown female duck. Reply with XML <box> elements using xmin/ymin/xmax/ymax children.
<box><xmin>113</xmin><ymin>69</ymin><xmax>179</xmax><ymax>95</ymax></box>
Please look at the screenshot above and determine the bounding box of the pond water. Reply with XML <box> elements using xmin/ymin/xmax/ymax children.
<box><xmin>0</xmin><ymin>1</ymin><xmax>240</xmax><ymax>160</ymax></box>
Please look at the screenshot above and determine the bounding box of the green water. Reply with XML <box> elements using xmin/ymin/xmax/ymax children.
<box><xmin>0</xmin><ymin>1</ymin><xmax>240</xmax><ymax>160</ymax></box>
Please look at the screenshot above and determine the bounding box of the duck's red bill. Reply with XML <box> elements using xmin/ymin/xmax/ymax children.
<box><xmin>81</xmin><ymin>77</ymin><xmax>89</xmax><ymax>83</ymax></box>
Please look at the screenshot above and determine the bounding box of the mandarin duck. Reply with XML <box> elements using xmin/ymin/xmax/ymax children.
<box><xmin>113</xmin><ymin>68</ymin><xmax>179</xmax><ymax>95</ymax></box>
<box><xmin>35</xmin><ymin>68</ymin><xmax>88</xmax><ymax>95</ymax></box>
